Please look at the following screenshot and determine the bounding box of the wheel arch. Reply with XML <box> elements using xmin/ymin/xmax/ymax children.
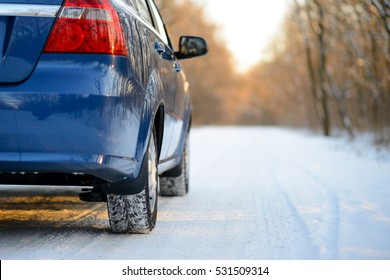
<box><xmin>153</xmin><ymin>104</ymin><xmax>164</xmax><ymax>161</ymax></box>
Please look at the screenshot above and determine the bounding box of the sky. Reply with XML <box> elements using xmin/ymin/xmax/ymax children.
<box><xmin>193</xmin><ymin>0</ymin><xmax>289</xmax><ymax>72</ymax></box>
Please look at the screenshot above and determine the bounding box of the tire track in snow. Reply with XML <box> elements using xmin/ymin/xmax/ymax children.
<box><xmin>248</xmin><ymin>177</ymin><xmax>319</xmax><ymax>259</ymax></box>
<box><xmin>189</xmin><ymin>127</ymin><xmax>320</xmax><ymax>259</ymax></box>
<box><xmin>276</xmin><ymin>161</ymin><xmax>341</xmax><ymax>259</ymax></box>
<box><xmin>246</xmin><ymin>154</ymin><xmax>320</xmax><ymax>259</ymax></box>
<box><xmin>296</xmin><ymin>163</ymin><xmax>341</xmax><ymax>259</ymax></box>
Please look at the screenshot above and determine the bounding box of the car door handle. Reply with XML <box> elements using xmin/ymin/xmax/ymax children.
<box><xmin>173</xmin><ymin>62</ymin><xmax>181</xmax><ymax>72</ymax></box>
<box><xmin>154</xmin><ymin>41</ymin><xmax>165</xmax><ymax>55</ymax></box>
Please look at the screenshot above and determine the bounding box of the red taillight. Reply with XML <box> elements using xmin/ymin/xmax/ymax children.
<box><xmin>44</xmin><ymin>0</ymin><xmax>128</xmax><ymax>55</ymax></box>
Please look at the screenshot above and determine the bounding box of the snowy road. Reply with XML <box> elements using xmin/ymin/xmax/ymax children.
<box><xmin>0</xmin><ymin>127</ymin><xmax>389</xmax><ymax>259</ymax></box>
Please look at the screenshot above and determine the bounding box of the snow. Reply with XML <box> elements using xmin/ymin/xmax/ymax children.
<box><xmin>0</xmin><ymin>126</ymin><xmax>389</xmax><ymax>259</ymax></box>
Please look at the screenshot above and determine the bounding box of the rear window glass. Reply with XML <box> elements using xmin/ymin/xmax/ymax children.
<box><xmin>135</xmin><ymin>0</ymin><xmax>153</xmax><ymax>26</ymax></box>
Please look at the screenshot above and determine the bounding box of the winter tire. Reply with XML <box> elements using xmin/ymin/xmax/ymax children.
<box><xmin>106</xmin><ymin>131</ymin><xmax>159</xmax><ymax>234</ymax></box>
<box><xmin>160</xmin><ymin>136</ymin><xmax>189</xmax><ymax>196</ymax></box>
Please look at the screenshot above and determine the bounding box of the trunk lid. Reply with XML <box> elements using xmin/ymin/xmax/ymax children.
<box><xmin>0</xmin><ymin>0</ymin><xmax>62</xmax><ymax>83</ymax></box>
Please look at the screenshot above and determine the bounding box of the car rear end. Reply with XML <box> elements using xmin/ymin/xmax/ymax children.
<box><xmin>0</xmin><ymin>0</ymin><xmax>148</xmax><ymax>187</ymax></box>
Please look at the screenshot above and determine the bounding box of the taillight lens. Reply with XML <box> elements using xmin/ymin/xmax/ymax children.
<box><xmin>44</xmin><ymin>0</ymin><xmax>128</xmax><ymax>55</ymax></box>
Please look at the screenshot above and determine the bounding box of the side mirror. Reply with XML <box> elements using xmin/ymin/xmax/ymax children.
<box><xmin>175</xmin><ymin>36</ymin><xmax>208</xmax><ymax>60</ymax></box>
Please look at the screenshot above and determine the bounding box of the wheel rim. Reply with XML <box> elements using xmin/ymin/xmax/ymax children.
<box><xmin>148</xmin><ymin>135</ymin><xmax>158</xmax><ymax>214</ymax></box>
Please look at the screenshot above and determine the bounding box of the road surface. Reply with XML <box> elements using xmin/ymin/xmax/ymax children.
<box><xmin>0</xmin><ymin>126</ymin><xmax>389</xmax><ymax>259</ymax></box>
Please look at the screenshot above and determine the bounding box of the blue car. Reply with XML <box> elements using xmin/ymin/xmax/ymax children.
<box><xmin>0</xmin><ymin>0</ymin><xmax>207</xmax><ymax>233</ymax></box>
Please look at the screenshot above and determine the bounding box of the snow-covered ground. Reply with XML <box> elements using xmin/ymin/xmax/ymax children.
<box><xmin>0</xmin><ymin>126</ymin><xmax>389</xmax><ymax>259</ymax></box>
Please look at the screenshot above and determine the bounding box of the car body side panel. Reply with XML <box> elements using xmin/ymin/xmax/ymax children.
<box><xmin>143</xmin><ymin>0</ymin><xmax>191</xmax><ymax>169</ymax></box>
<box><xmin>113</xmin><ymin>0</ymin><xmax>175</xmax><ymax>165</ymax></box>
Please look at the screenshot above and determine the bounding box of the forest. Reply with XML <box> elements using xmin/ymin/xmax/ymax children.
<box><xmin>156</xmin><ymin>0</ymin><xmax>390</xmax><ymax>145</ymax></box>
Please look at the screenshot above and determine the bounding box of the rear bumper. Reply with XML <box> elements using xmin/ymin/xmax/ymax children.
<box><xmin>0</xmin><ymin>93</ymin><xmax>140</xmax><ymax>182</ymax></box>
<box><xmin>0</xmin><ymin>54</ymin><xmax>151</xmax><ymax>190</ymax></box>
<box><xmin>0</xmin><ymin>153</ymin><xmax>137</xmax><ymax>183</ymax></box>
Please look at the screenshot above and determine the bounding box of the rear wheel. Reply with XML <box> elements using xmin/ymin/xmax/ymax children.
<box><xmin>160</xmin><ymin>137</ymin><xmax>189</xmax><ymax>196</ymax></box>
<box><xmin>106</xmin><ymin>131</ymin><xmax>159</xmax><ymax>234</ymax></box>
